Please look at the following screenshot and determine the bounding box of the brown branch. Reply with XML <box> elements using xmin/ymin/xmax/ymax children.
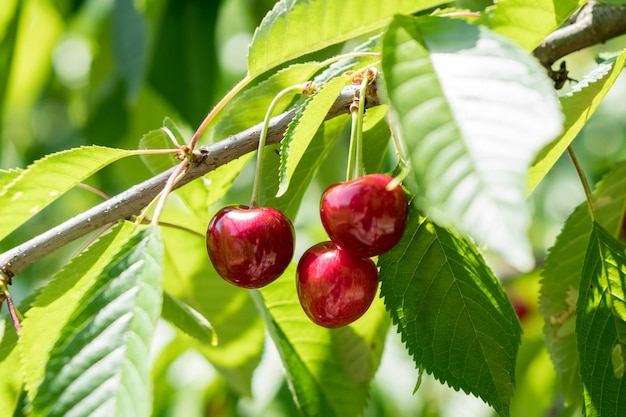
<box><xmin>533</xmin><ymin>0</ymin><xmax>626</xmax><ymax>68</ymax></box>
<box><xmin>0</xmin><ymin>85</ymin><xmax>375</xmax><ymax>279</ymax></box>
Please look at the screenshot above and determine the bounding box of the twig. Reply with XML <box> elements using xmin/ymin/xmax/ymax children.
<box><xmin>0</xmin><ymin>85</ymin><xmax>375</xmax><ymax>279</ymax></box>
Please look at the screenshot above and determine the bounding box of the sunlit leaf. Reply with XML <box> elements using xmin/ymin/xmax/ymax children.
<box><xmin>138</xmin><ymin>129</ymin><xmax>179</xmax><ymax>175</ymax></box>
<box><xmin>247</xmin><ymin>0</ymin><xmax>446</xmax><ymax>77</ymax></box>
<box><xmin>20</xmin><ymin>222</ymin><xmax>137</xmax><ymax>401</ymax></box>
<box><xmin>540</xmin><ymin>161</ymin><xmax>626</xmax><ymax>405</ymax></box>
<box><xmin>481</xmin><ymin>0</ymin><xmax>584</xmax><ymax>50</ymax></box>
<box><xmin>577</xmin><ymin>223</ymin><xmax>626</xmax><ymax>416</ymax></box>
<box><xmin>277</xmin><ymin>75</ymin><xmax>350</xmax><ymax>196</ymax></box>
<box><xmin>378</xmin><ymin>209</ymin><xmax>521</xmax><ymax>417</ymax></box>
<box><xmin>31</xmin><ymin>226</ymin><xmax>163</xmax><ymax>417</ymax></box>
<box><xmin>382</xmin><ymin>15</ymin><xmax>562</xmax><ymax>271</ymax></box>
<box><xmin>528</xmin><ymin>52</ymin><xmax>626</xmax><ymax>193</ymax></box>
<box><xmin>0</xmin><ymin>146</ymin><xmax>132</xmax><ymax>242</ymax></box>
<box><xmin>255</xmin><ymin>265</ymin><xmax>389</xmax><ymax>417</ymax></box>
<box><xmin>161</xmin><ymin>291</ymin><xmax>217</xmax><ymax>346</ymax></box>
<box><xmin>0</xmin><ymin>318</ymin><xmax>22</xmax><ymax>415</ymax></box>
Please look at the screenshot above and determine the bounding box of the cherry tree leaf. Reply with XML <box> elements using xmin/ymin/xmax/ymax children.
<box><xmin>577</xmin><ymin>223</ymin><xmax>626</xmax><ymax>416</ymax></box>
<box><xmin>382</xmin><ymin>15</ymin><xmax>562</xmax><ymax>271</ymax></box>
<box><xmin>19</xmin><ymin>222</ymin><xmax>137</xmax><ymax>402</ymax></box>
<box><xmin>31</xmin><ymin>226</ymin><xmax>163</xmax><ymax>417</ymax></box>
<box><xmin>161</xmin><ymin>291</ymin><xmax>216</xmax><ymax>346</ymax></box>
<box><xmin>0</xmin><ymin>146</ymin><xmax>133</xmax><ymax>242</ymax></box>
<box><xmin>0</xmin><ymin>316</ymin><xmax>23</xmax><ymax>415</ymax></box>
<box><xmin>255</xmin><ymin>265</ymin><xmax>389</xmax><ymax>417</ymax></box>
<box><xmin>540</xmin><ymin>161</ymin><xmax>626</xmax><ymax>405</ymax></box>
<box><xmin>481</xmin><ymin>0</ymin><xmax>585</xmax><ymax>50</ymax></box>
<box><xmin>378</xmin><ymin>208</ymin><xmax>521</xmax><ymax>417</ymax></box>
<box><xmin>528</xmin><ymin>52</ymin><xmax>626</xmax><ymax>193</ymax></box>
<box><xmin>277</xmin><ymin>75</ymin><xmax>350</xmax><ymax>197</ymax></box>
<box><xmin>247</xmin><ymin>0</ymin><xmax>446</xmax><ymax>77</ymax></box>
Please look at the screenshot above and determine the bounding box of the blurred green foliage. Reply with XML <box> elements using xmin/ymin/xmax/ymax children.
<box><xmin>1</xmin><ymin>0</ymin><xmax>626</xmax><ymax>416</ymax></box>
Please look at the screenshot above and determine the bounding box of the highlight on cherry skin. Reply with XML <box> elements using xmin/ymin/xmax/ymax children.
<box><xmin>296</xmin><ymin>241</ymin><xmax>379</xmax><ymax>328</ymax></box>
<box><xmin>206</xmin><ymin>205</ymin><xmax>295</xmax><ymax>289</ymax></box>
<box><xmin>320</xmin><ymin>173</ymin><xmax>409</xmax><ymax>258</ymax></box>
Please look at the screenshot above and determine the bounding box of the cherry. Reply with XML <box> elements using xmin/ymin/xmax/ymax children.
<box><xmin>206</xmin><ymin>205</ymin><xmax>295</xmax><ymax>289</ymax></box>
<box><xmin>296</xmin><ymin>241</ymin><xmax>379</xmax><ymax>328</ymax></box>
<box><xmin>320</xmin><ymin>173</ymin><xmax>408</xmax><ymax>258</ymax></box>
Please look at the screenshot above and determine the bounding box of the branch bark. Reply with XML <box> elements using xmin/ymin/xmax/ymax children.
<box><xmin>0</xmin><ymin>85</ymin><xmax>373</xmax><ymax>279</ymax></box>
<box><xmin>533</xmin><ymin>0</ymin><xmax>626</xmax><ymax>68</ymax></box>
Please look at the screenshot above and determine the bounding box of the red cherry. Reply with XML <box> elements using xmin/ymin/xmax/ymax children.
<box><xmin>206</xmin><ymin>205</ymin><xmax>295</xmax><ymax>288</ymax></box>
<box><xmin>320</xmin><ymin>174</ymin><xmax>408</xmax><ymax>258</ymax></box>
<box><xmin>296</xmin><ymin>241</ymin><xmax>379</xmax><ymax>328</ymax></box>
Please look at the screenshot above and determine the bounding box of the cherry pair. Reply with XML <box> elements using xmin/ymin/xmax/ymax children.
<box><xmin>297</xmin><ymin>174</ymin><xmax>408</xmax><ymax>328</ymax></box>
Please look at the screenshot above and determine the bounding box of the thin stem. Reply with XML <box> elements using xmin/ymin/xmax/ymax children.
<box><xmin>128</xmin><ymin>148</ymin><xmax>180</xmax><ymax>156</ymax></box>
<box><xmin>149</xmin><ymin>159</ymin><xmax>190</xmax><ymax>226</ymax></box>
<box><xmin>161</xmin><ymin>126</ymin><xmax>182</xmax><ymax>148</ymax></box>
<box><xmin>354</xmin><ymin>75</ymin><xmax>369</xmax><ymax>178</ymax></box>
<box><xmin>76</xmin><ymin>183</ymin><xmax>112</xmax><ymax>200</ymax></box>
<box><xmin>567</xmin><ymin>146</ymin><xmax>596</xmax><ymax>221</ymax></box>
<box><xmin>347</xmin><ymin>110</ymin><xmax>359</xmax><ymax>181</ymax></box>
<box><xmin>189</xmin><ymin>75</ymin><xmax>252</xmax><ymax>150</ymax></box>
<box><xmin>318</xmin><ymin>51</ymin><xmax>381</xmax><ymax>68</ymax></box>
<box><xmin>0</xmin><ymin>285</ymin><xmax>22</xmax><ymax>335</ymax></box>
<box><xmin>250</xmin><ymin>84</ymin><xmax>306</xmax><ymax>207</ymax></box>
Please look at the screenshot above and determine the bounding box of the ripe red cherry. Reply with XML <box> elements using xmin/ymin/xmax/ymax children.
<box><xmin>206</xmin><ymin>205</ymin><xmax>295</xmax><ymax>288</ymax></box>
<box><xmin>296</xmin><ymin>241</ymin><xmax>379</xmax><ymax>328</ymax></box>
<box><xmin>320</xmin><ymin>174</ymin><xmax>408</xmax><ymax>258</ymax></box>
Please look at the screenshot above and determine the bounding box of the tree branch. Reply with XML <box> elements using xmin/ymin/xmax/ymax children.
<box><xmin>533</xmin><ymin>0</ymin><xmax>626</xmax><ymax>68</ymax></box>
<box><xmin>0</xmin><ymin>85</ymin><xmax>375</xmax><ymax>279</ymax></box>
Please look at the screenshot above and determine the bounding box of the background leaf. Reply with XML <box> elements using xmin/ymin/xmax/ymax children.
<box><xmin>31</xmin><ymin>226</ymin><xmax>163</xmax><ymax>417</ymax></box>
<box><xmin>255</xmin><ymin>265</ymin><xmax>389</xmax><ymax>417</ymax></box>
<box><xmin>161</xmin><ymin>291</ymin><xmax>217</xmax><ymax>346</ymax></box>
<box><xmin>0</xmin><ymin>317</ymin><xmax>23</xmax><ymax>415</ymax></box>
<box><xmin>481</xmin><ymin>0</ymin><xmax>585</xmax><ymax>50</ymax></box>
<box><xmin>528</xmin><ymin>51</ymin><xmax>626</xmax><ymax>194</ymax></box>
<box><xmin>247</xmin><ymin>0</ymin><xmax>446</xmax><ymax>76</ymax></box>
<box><xmin>540</xmin><ymin>161</ymin><xmax>626</xmax><ymax>405</ymax></box>
<box><xmin>0</xmin><ymin>146</ymin><xmax>132</xmax><ymax>242</ymax></box>
<box><xmin>378</xmin><ymin>208</ymin><xmax>522</xmax><ymax>417</ymax></box>
<box><xmin>577</xmin><ymin>224</ymin><xmax>626</xmax><ymax>416</ymax></box>
<box><xmin>19</xmin><ymin>222</ymin><xmax>137</xmax><ymax>401</ymax></box>
<box><xmin>382</xmin><ymin>15</ymin><xmax>563</xmax><ymax>271</ymax></box>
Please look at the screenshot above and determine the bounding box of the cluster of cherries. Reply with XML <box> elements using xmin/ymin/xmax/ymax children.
<box><xmin>206</xmin><ymin>173</ymin><xmax>408</xmax><ymax>328</ymax></box>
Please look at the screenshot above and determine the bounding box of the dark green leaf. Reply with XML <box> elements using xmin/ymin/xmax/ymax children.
<box><xmin>378</xmin><ymin>208</ymin><xmax>521</xmax><ymax>417</ymax></box>
<box><xmin>540</xmin><ymin>161</ymin><xmax>626</xmax><ymax>405</ymax></box>
<box><xmin>577</xmin><ymin>223</ymin><xmax>626</xmax><ymax>416</ymax></box>
<box><xmin>31</xmin><ymin>226</ymin><xmax>164</xmax><ymax>417</ymax></box>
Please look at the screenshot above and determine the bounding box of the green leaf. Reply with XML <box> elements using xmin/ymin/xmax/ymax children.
<box><xmin>362</xmin><ymin>105</ymin><xmax>392</xmax><ymax>175</ymax></box>
<box><xmin>0</xmin><ymin>168</ymin><xmax>22</xmax><ymax>189</ymax></box>
<box><xmin>528</xmin><ymin>52</ymin><xmax>626</xmax><ymax>194</ymax></box>
<box><xmin>378</xmin><ymin>209</ymin><xmax>522</xmax><ymax>417</ymax></box>
<box><xmin>31</xmin><ymin>225</ymin><xmax>164</xmax><ymax>417</ymax></box>
<box><xmin>540</xmin><ymin>161</ymin><xmax>626</xmax><ymax>405</ymax></box>
<box><xmin>0</xmin><ymin>318</ymin><xmax>23</xmax><ymax>415</ymax></box>
<box><xmin>256</xmin><ymin>265</ymin><xmax>389</xmax><ymax>417</ymax></box>
<box><xmin>20</xmin><ymin>222</ymin><xmax>137</xmax><ymax>400</ymax></box>
<box><xmin>382</xmin><ymin>15</ymin><xmax>562</xmax><ymax>271</ymax></box>
<box><xmin>211</xmin><ymin>62</ymin><xmax>324</xmax><ymax>140</ymax></box>
<box><xmin>481</xmin><ymin>0</ymin><xmax>584</xmax><ymax>50</ymax></box>
<box><xmin>138</xmin><ymin>129</ymin><xmax>179</xmax><ymax>175</ymax></box>
<box><xmin>161</xmin><ymin>291</ymin><xmax>217</xmax><ymax>346</ymax></box>
<box><xmin>247</xmin><ymin>0</ymin><xmax>446</xmax><ymax>77</ymax></box>
<box><xmin>577</xmin><ymin>223</ymin><xmax>626</xmax><ymax>416</ymax></box>
<box><xmin>277</xmin><ymin>74</ymin><xmax>350</xmax><ymax>196</ymax></box>
<box><xmin>260</xmin><ymin>116</ymin><xmax>349</xmax><ymax>219</ymax></box>
<box><xmin>0</xmin><ymin>146</ymin><xmax>132</xmax><ymax>242</ymax></box>
<box><xmin>159</xmin><ymin>222</ymin><xmax>264</xmax><ymax>396</ymax></box>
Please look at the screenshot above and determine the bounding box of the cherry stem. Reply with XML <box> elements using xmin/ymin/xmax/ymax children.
<box><xmin>347</xmin><ymin>75</ymin><xmax>369</xmax><ymax>181</ymax></box>
<box><xmin>567</xmin><ymin>145</ymin><xmax>596</xmax><ymax>221</ymax></box>
<box><xmin>0</xmin><ymin>282</ymin><xmax>22</xmax><ymax>335</ymax></box>
<box><xmin>250</xmin><ymin>83</ymin><xmax>308</xmax><ymax>208</ymax></box>
<box><xmin>76</xmin><ymin>183</ymin><xmax>112</xmax><ymax>200</ymax></box>
<box><xmin>148</xmin><ymin>159</ymin><xmax>189</xmax><ymax>226</ymax></box>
